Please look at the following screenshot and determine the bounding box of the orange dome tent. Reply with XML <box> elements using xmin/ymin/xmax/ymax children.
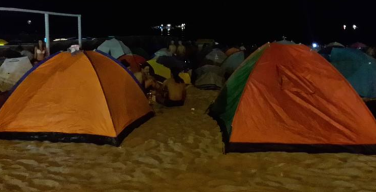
<box><xmin>210</xmin><ymin>43</ymin><xmax>376</xmax><ymax>154</ymax></box>
<box><xmin>0</xmin><ymin>51</ymin><xmax>153</xmax><ymax>146</ymax></box>
<box><xmin>118</xmin><ymin>54</ymin><xmax>146</xmax><ymax>73</ymax></box>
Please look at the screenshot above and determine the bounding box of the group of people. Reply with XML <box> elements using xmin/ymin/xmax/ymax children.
<box><xmin>169</xmin><ymin>40</ymin><xmax>186</xmax><ymax>58</ymax></box>
<box><xmin>121</xmin><ymin>58</ymin><xmax>187</xmax><ymax>108</ymax></box>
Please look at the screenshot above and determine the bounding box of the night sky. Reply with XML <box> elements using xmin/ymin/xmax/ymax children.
<box><xmin>0</xmin><ymin>0</ymin><xmax>375</xmax><ymax>45</ymax></box>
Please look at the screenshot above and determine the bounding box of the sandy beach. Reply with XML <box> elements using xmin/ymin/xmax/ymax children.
<box><xmin>1</xmin><ymin>87</ymin><xmax>376</xmax><ymax>192</ymax></box>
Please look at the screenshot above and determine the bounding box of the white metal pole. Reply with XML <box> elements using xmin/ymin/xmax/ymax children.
<box><xmin>44</xmin><ymin>13</ymin><xmax>50</xmax><ymax>56</ymax></box>
<box><xmin>78</xmin><ymin>16</ymin><xmax>82</xmax><ymax>48</ymax></box>
<box><xmin>0</xmin><ymin>7</ymin><xmax>80</xmax><ymax>17</ymax></box>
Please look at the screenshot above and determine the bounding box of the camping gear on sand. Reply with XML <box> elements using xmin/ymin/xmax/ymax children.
<box><xmin>210</xmin><ymin>43</ymin><xmax>376</xmax><ymax>154</ymax></box>
<box><xmin>0</xmin><ymin>56</ymin><xmax>33</xmax><ymax>92</ymax></box>
<box><xmin>0</xmin><ymin>39</ymin><xmax>8</xmax><ymax>46</ymax></box>
<box><xmin>97</xmin><ymin>38</ymin><xmax>132</xmax><ymax>59</ymax></box>
<box><xmin>221</xmin><ymin>51</ymin><xmax>245</xmax><ymax>75</ymax></box>
<box><xmin>205</xmin><ymin>49</ymin><xmax>227</xmax><ymax>64</ymax></box>
<box><xmin>153</xmin><ymin>48</ymin><xmax>172</xmax><ymax>58</ymax></box>
<box><xmin>195</xmin><ymin>65</ymin><xmax>225</xmax><ymax>90</ymax></box>
<box><xmin>147</xmin><ymin>59</ymin><xmax>191</xmax><ymax>84</ymax></box>
<box><xmin>0</xmin><ymin>51</ymin><xmax>153</xmax><ymax>146</ymax></box>
<box><xmin>330</xmin><ymin>48</ymin><xmax>376</xmax><ymax>98</ymax></box>
<box><xmin>118</xmin><ymin>54</ymin><xmax>146</xmax><ymax>73</ymax></box>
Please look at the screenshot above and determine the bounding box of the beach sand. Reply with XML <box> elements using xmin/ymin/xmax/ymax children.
<box><xmin>1</xmin><ymin>87</ymin><xmax>376</xmax><ymax>192</ymax></box>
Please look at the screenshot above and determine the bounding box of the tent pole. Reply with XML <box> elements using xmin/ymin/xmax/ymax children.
<box><xmin>78</xmin><ymin>16</ymin><xmax>82</xmax><ymax>48</ymax></box>
<box><xmin>44</xmin><ymin>13</ymin><xmax>50</xmax><ymax>56</ymax></box>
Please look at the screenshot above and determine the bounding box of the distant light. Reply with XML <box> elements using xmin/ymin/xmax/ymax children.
<box><xmin>167</xmin><ymin>24</ymin><xmax>171</xmax><ymax>27</ymax></box>
<box><xmin>53</xmin><ymin>38</ymin><xmax>68</xmax><ymax>42</ymax></box>
<box><xmin>353</xmin><ymin>24</ymin><xmax>357</xmax><ymax>30</ymax></box>
<box><xmin>312</xmin><ymin>43</ymin><xmax>318</xmax><ymax>48</ymax></box>
<box><xmin>181</xmin><ymin>23</ymin><xmax>186</xmax><ymax>30</ymax></box>
<box><xmin>27</xmin><ymin>20</ymin><xmax>32</xmax><ymax>25</ymax></box>
<box><xmin>369</xmin><ymin>62</ymin><xmax>372</xmax><ymax>65</ymax></box>
<box><xmin>343</xmin><ymin>25</ymin><xmax>346</xmax><ymax>30</ymax></box>
<box><xmin>215</xmin><ymin>42</ymin><xmax>219</xmax><ymax>45</ymax></box>
<box><xmin>44</xmin><ymin>38</ymin><xmax>47</xmax><ymax>43</ymax></box>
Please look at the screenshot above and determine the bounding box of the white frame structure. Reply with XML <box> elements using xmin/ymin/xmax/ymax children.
<box><xmin>0</xmin><ymin>7</ymin><xmax>82</xmax><ymax>56</ymax></box>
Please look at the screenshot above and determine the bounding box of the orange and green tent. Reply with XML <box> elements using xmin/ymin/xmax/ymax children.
<box><xmin>0</xmin><ymin>51</ymin><xmax>153</xmax><ymax>146</ymax></box>
<box><xmin>210</xmin><ymin>43</ymin><xmax>376</xmax><ymax>154</ymax></box>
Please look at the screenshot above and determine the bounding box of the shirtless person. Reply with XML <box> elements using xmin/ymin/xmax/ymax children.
<box><xmin>157</xmin><ymin>71</ymin><xmax>186</xmax><ymax>107</ymax></box>
<box><xmin>169</xmin><ymin>41</ymin><xmax>177</xmax><ymax>55</ymax></box>
<box><xmin>177</xmin><ymin>41</ymin><xmax>186</xmax><ymax>58</ymax></box>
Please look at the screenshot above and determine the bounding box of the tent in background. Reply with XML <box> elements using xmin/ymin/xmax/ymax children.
<box><xmin>221</xmin><ymin>51</ymin><xmax>245</xmax><ymax>75</ymax></box>
<box><xmin>118</xmin><ymin>54</ymin><xmax>146</xmax><ymax>73</ymax></box>
<box><xmin>319</xmin><ymin>42</ymin><xmax>345</xmax><ymax>60</ymax></box>
<box><xmin>0</xmin><ymin>51</ymin><xmax>153</xmax><ymax>146</ymax></box>
<box><xmin>132</xmin><ymin>47</ymin><xmax>150</xmax><ymax>60</ymax></box>
<box><xmin>276</xmin><ymin>39</ymin><xmax>296</xmax><ymax>45</ymax></box>
<box><xmin>147</xmin><ymin>59</ymin><xmax>191</xmax><ymax>84</ymax></box>
<box><xmin>205</xmin><ymin>49</ymin><xmax>227</xmax><ymax>64</ymax></box>
<box><xmin>153</xmin><ymin>48</ymin><xmax>172</xmax><ymax>58</ymax></box>
<box><xmin>97</xmin><ymin>38</ymin><xmax>132</xmax><ymax>59</ymax></box>
<box><xmin>0</xmin><ymin>57</ymin><xmax>33</xmax><ymax>92</ymax></box>
<box><xmin>196</xmin><ymin>39</ymin><xmax>215</xmax><ymax>51</ymax></box>
<box><xmin>331</xmin><ymin>48</ymin><xmax>376</xmax><ymax>98</ymax></box>
<box><xmin>157</xmin><ymin>56</ymin><xmax>185</xmax><ymax>71</ymax></box>
<box><xmin>196</xmin><ymin>39</ymin><xmax>215</xmax><ymax>45</ymax></box>
<box><xmin>195</xmin><ymin>65</ymin><xmax>225</xmax><ymax>90</ymax></box>
<box><xmin>210</xmin><ymin>43</ymin><xmax>376</xmax><ymax>154</ymax></box>
<box><xmin>225</xmin><ymin>48</ymin><xmax>240</xmax><ymax>56</ymax></box>
<box><xmin>0</xmin><ymin>39</ymin><xmax>8</xmax><ymax>46</ymax></box>
<box><xmin>351</xmin><ymin>42</ymin><xmax>367</xmax><ymax>50</ymax></box>
<box><xmin>327</xmin><ymin>42</ymin><xmax>345</xmax><ymax>48</ymax></box>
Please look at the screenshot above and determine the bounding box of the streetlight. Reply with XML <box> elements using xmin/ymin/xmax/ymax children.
<box><xmin>160</xmin><ymin>24</ymin><xmax>164</xmax><ymax>35</ymax></box>
<box><xmin>353</xmin><ymin>24</ymin><xmax>357</xmax><ymax>30</ymax></box>
<box><xmin>167</xmin><ymin>24</ymin><xmax>171</xmax><ymax>36</ymax></box>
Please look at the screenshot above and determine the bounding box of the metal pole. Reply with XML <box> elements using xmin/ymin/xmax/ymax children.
<box><xmin>44</xmin><ymin>13</ymin><xmax>50</xmax><ymax>56</ymax></box>
<box><xmin>0</xmin><ymin>7</ymin><xmax>80</xmax><ymax>17</ymax></box>
<box><xmin>78</xmin><ymin>16</ymin><xmax>82</xmax><ymax>48</ymax></box>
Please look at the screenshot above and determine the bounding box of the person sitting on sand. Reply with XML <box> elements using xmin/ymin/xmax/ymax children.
<box><xmin>120</xmin><ymin>60</ymin><xmax>149</xmax><ymax>88</ymax></box>
<box><xmin>156</xmin><ymin>71</ymin><xmax>186</xmax><ymax>107</ymax></box>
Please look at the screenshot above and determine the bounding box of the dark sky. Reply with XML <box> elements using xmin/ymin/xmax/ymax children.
<box><xmin>0</xmin><ymin>0</ymin><xmax>375</xmax><ymax>45</ymax></box>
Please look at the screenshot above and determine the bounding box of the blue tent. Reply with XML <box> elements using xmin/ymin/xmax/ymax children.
<box><xmin>331</xmin><ymin>48</ymin><xmax>376</xmax><ymax>98</ymax></box>
<box><xmin>221</xmin><ymin>51</ymin><xmax>245</xmax><ymax>75</ymax></box>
